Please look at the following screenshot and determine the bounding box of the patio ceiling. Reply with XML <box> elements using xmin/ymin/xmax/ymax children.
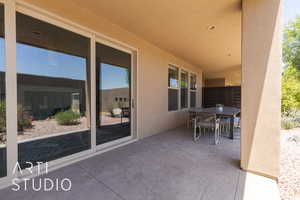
<box><xmin>23</xmin><ymin>0</ymin><xmax>242</xmax><ymax>72</ymax></box>
<box><xmin>71</xmin><ymin>0</ymin><xmax>242</xmax><ymax>72</ymax></box>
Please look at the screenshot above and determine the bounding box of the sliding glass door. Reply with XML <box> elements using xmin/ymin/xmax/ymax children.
<box><xmin>96</xmin><ymin>43</ymin><xmax>131</xmax><ymax>145</ymax></box>
<box><xmin>16</xmin><ymin>12</ymin><xmax>91</xmax><ymax>169</ymax></box>
<box><xmin>0</xmin><ymin>1</ymin><xmax>136</xmax><ymax>183</ymax></box>
<box><xmin>0</xmin><ymin>4</ymin><xmax>6</xmax><ymax>178</ymax></box>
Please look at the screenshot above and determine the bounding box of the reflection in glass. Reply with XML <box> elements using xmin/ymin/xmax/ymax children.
<box><xmin>16</xmin><ymin>12</ymin><xmax>91</xmax><ymax>169</ymax></box>
<box><xmin>168</xmin><ymin>65</ymin><xmax>179</xmax><ymax>111</ymax></box>
<box><xmin>190</xmin><ymin>73</ymin><xmax>197</xmax><ymax>108</ymax></box>
<box><xmin>190</xmin><ymin>73</ymin><xmax>197</xmax><ymax>90</ymax></box>
<box><xmin>96</xmin><ymin>43</ymin><xmax>131</xmax><ymax>145</ymax></box>
<box><xmin>190</xmin><ymin>91</ymin><xmax>196</xmax><ymax>108</ymax></box>
<box><xmin>168</xmin><ymin>89</ymin><xmax>178</xmax><ymax>111</ymax></box>
<box><xmin>168</xmin><ymin>66</ymin><xmax>178</xmax><ymax>88</ymax></box>
<box><xmin>181</xmin><ymin>70</ymin><xmax>188</xmax><ymax>109</ymax></box>
<box><xmin>0</xmin><ymin>4</ymin><xmax>6</xmax><ymax>178</ymax></box>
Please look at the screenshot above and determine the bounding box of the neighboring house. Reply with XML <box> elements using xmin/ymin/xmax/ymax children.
<box><xmin>1</xmin><ymin>71</ymin><xmax>86</xmax><ymax>120</ymax></box>
<box><xmin>1</xmin><ymin>71</ymin><xmax>129</xmax><ymax>119</ymax></box>
<box><xmin>100</xmin><ymin>88</ymin><xmax>129</xmax><ymax>113</ymax></box>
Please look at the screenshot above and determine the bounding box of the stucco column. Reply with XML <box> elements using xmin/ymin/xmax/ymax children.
<box><xmin>241</xmin><ymin>0</ymin><xmax>282</xmax><ymax>179</ymax></box>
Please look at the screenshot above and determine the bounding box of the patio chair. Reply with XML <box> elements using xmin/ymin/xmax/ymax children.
<box><xmin>219</xmin><ymin>116</ymin><xmax>231</xmax><ymax>137</ymax></box>
<box><xmin>219</xmin><ymin>116</ymin><xmax>241</xmax><ymax>138</ymax></box>
<box><xmin>187</xmin><ymin>111</ymin><xmax>197</xmax><ymax>128</ymax></box>
<box><xmin>121</xmin><ymin>107</ymin><xmax>130</xmax><ymax>125</ymax></box>
<box><xmin>193</xmin><ymin>113</ymin><xmax>221</xmax><ymax>145</ymax></box>
<box><xmin>234</xmin><ymin>113</ymin><xmax>241</xmax><ymax>128</ymax></box>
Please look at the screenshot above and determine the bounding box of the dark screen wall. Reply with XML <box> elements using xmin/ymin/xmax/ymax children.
<box><xmin>202</xmin><ymin>86</ymin><xmax>241</xmax><ymax>108</ymax></box>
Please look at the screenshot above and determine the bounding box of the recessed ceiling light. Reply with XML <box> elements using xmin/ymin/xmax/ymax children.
<box><xmin>207</xmin><ymin>25</ymin><xmax>216</xmax><ymax>30</ymax></box>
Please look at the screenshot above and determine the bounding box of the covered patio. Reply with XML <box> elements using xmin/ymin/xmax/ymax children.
<box><xmin>0</xmin><ymin>0</ymin><xmax>281</xmax><ymax>199</ymax></box>
<box><xmin>1</xmin><ymin>127</ymin><xmax>280</xmax><ymax>200</ymax></box>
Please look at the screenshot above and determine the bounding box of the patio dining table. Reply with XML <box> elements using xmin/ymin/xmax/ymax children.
<box><xmin>189</xmin><ymin>106</ymin><xmax>240</xmax><ymax>139</ymax></box>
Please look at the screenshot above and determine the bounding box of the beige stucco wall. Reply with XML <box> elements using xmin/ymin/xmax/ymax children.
<box><xmin>21</xmin><ymin>0</ymin><xmax>203</xmax><ymax>139</ymax></box>
<box><xmin>204</xmin><ymin>66</ymin><xmax>241</xmax><ymax>87</ymax></box>
<box><xmin>241</xmin><ymin>0</ymin><xmax>281</xmax><ymax>179</ymax></box>
<box><xmin>204</xmin><ymin>78</ymin><xmax>226</xmax><ymax>87</ymax></box>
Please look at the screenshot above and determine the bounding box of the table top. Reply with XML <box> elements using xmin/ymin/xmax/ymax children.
<box><xmin>189</xmin><ymin>106</ymin><xmax>240</xmax><ymax>116</ymax></box>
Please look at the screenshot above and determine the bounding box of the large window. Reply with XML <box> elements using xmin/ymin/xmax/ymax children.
<box><xmin>0</xmin><ymin>4</ymin><xmax>5</xmax><ymax>178</ymax></box>
<box><xmin>16</xmin><ymin>12</ymin><xmax>91</xmax><ymax>169</ymax></box>
<box><xmin>190</xmin><ymin>73</ymin><xmax>197</xmax><ymax>107</ymax></box>
<box><xmin>180</xmin><ymin>70</ymin><xmax>188</xmax><ymax>109</ymax></box>
<box><xmin>168</xmin><ymin>65</ymin><xmax>179</xmax><ymax>111</ymax></box>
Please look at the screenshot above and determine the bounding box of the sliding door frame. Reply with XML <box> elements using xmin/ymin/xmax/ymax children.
<box><xmin>0</xmin><ymin>0</ymin><xmax>139</xmax><ymax>189</ymax></box>
<box><xmin>1</xmin><ymin>0</ymin><xmax>18</xmax><ymax>188</ymax></box>
<box><xmin>94</xmin><ymin>36</ymin><xmax>137</xmax><ymax>151</ymax></box>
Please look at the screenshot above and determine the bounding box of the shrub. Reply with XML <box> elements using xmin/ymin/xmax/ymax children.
<box><xmin>0</xmin><ymin>102</ymin><xmax>5</xmax><ymax>143</ymax></box>
<box><xmin>0</xmin><ymin>103</ymin><xmax>32</xmax><ymax>134</ymax></box>
<box><xmin>281</xmin><ymin>66</ymin><xmax>300</xmax><ymax>116</ymax></box>
<box><xmin>0</xmin><ymin>103</ymin><xmax>33</xmax><ymax>143</ymax></box>
<box><xmin>55</xmin><ymin>109</ymin><xmax>81</xmax><ymax>125</ymax></box>
<box><xmin>281</xmin><ymin>117</ymin><xmax>296</xmax><ymax>130</ymax></box>
<box><xmin>0</xmin><ymin>102</ymin><xmax>6</xmax><ymax>133</ymax></box>
<box><xmin>17</xmin><ymin>105</ymin><xmax>33</xmax><ymax>131</ymax></box>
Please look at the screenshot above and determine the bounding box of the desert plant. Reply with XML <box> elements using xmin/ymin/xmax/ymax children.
<box><xmin>55</xmin><ymin>109</ymin><xmax>81</xmax><ymax>125</ymax></box>
<box><xmin>0</xmin><ymin>104</ymin><xmax>32</xmax><ymax>143</ymax></box>
<box><xmin>17</xmin><ymin>105</ymin><xmax>33</xmax><ymax>131</ymax></box>
<box><xmin>0</xmin><ymin>102</ymin><xmax>5</xmax><ymax>143</ymax></box>
<box><xmin>0</xmin><ymin>102</ymin><xmax>6</xmax><ymax>133</ymax></box>
<box><xmin>0</xmin><ymin>103</ymin><xmax>32</xmax><ymax>133</ymax></box>
<box><xmin>281</xmin><ymin>117</ymin><xmax>296</xmax><ymax>130</ymax></box>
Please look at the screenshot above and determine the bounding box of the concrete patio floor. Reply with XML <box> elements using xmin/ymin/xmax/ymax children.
<box><xmin>0</xmin><ymin>127</ymin><xmax>275</xmax><ymax>200</ymax></box>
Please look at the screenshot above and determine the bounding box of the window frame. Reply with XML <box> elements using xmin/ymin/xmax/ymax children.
<box><xmin>189</xmin><ymin>72</ymin><xmax>197</xmax><ymax>108</ymax></box>
<box><xmin>168</xmin><ymin>64</ymin><xmax>198</xmax><ymax>112</ymax></box>
<box><xmin>168</xmin><ymin>64</ymin><xmax>180</xmax><ymax>112</ymax></box>
<box><xmin>0</xmin><ymin>1</ymin><xmax>7</xmax><ymax>182</ymax></box>
<box><xmin>94</xmin><ymin>37</ymin><xmax>137</xmax><ymax>151</ymax></box>
<box><xmin>180</xmin><ymin>69</ymin><xmax>189</xmax><ymax>110</ymax></box>
<box><xmin>168</xmin><ymin>64</ymin><xmax>179</xmax><ymax>90</ymax></box>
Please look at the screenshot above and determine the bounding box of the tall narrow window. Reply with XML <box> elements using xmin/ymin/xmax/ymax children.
<box><xmin>190</xmin><ymin>73</ymin><xmax>197</xmax><ymax>108</ymax></box>
<box><xmin>0</xmin><ymin>4</ymin><xmax>6</xmax><ymax>178</ymax></box>
<box><xmin>16</xmin><ymin>12</ymin><xmax>91</xmax><ymax>169</ymax></box>
<box><xmin>168</xmin><ymin>65</ymin><xmax>179</xmax><ymax>111</ymax></box>
<box><xmin>180</xmin><ymin>70</ymin><xmax>188</xmax><ymax>109</ymax></box>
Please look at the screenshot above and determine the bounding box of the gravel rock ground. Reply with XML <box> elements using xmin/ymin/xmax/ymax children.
<box><xmin>18</xmin><ymin>117</ymin><xmax>88</xmax><ymax>141</ymax></box>
<box><xmin>0</xmin><ymin>115</ymin><xmax>130</xmax><ymax>145</ymax></box>
<box><xmin>279</xmin><ymin>128</ymin><xmax>300</xmax><ymax>200</ymax></box>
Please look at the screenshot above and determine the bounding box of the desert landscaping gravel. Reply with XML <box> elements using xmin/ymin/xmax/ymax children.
<box><xmin>0</xmin><ymin>115</ymin><xmax>129</xmax><ymax>145</ymax></box>
<box><xmin>279</xmin><ymin>128</ymin><xmax>300</xmax><ymax>200</ymax></box>
<box><xmin>18</xmin><ymin>117</ymin><xmax>88</xmax><ymax>141</ymax></box>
